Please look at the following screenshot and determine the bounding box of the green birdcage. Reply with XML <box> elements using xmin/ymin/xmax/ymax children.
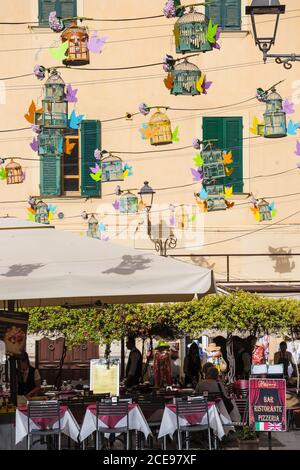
<box><xmin>170</xmin><ymin>59</ymin><xmax>201</xmax><ymax>96</ymax></box>
<box><xmin>258</xmin><ymin>199</ymin><xmax>272</xmax><ymax>221</ymax></box>
<box><xmin>41</xmin><ymin>70</ymin><xmax>68</xmax><ymax>129</ymax></box>
<box><xmin>206</xmin><ymin>185</ymin><xmax>226</xmax><ymax>212</ymax></box>
<box><xmin>38</xmin><ymin>129</ymin><xmax>64</xmax><ymax>156</ymax></box>
<box><xmin>119</xmin><ymin>190</ymin><xmax>138</xmax><ymax>214</ymax></box>
<box><xmin>101</xmin><ymin>154</ymin><xmax>124</xmax><ymax>183</ymax></box>
<box><xmin>35</xmin><ymin>200</ymin><xmax>49</xmax><ymax>225</ymax></box>
<box><xmin>174</xmin><ymin>7</ymin><xmax>212</xmax><ymax>54</ymax></box>
<box><xmin>202</xmin><ymin>149</ymin><xmax>225</xmax><ymax>182</ymax></box>
<box><xmin>263</xmin><ymin>87</ymin><xmax>287</xmax><ymax>138</ymax></box>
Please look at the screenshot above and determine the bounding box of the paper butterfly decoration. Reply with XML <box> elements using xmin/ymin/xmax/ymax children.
<box><xmin>199</xmin><ymin>187</ymin><xmax>208</xmax><ymax>199</ymax></box>
<box><xmin>196</xmin><ymin>198</ymin><xmax>208</xmax><ymax>212</ymax></box>
<box><xmin>206</xmin><ymin>19</ymin><xmax>218</xmax><ymax>44</ymax></box>
<box><xmin>250</xmin><ymin>116</ymin><xmax>264</xmax><ymax>135</ymax></box>
<box><xmin>189</xmin><ymin>215</ymin><xmax>197</xmax><ymax>222</ymax></box>
<box><xmin>87</xmin><ymin>32</ymin><xmax>108</xmax><ymax>54</ymax></box>
<box><xmin>294</xmin><ymin>141</ymin><xmax>300</xmax><ymax>156</ymax></box>
<box><xmin>30</xmin><ymin>137</ymin><xmax>39</xmax><ymax>152</ymax></box>
<box><xmin>213</xmin><ymin>27</ymin><xmax>222</xmax><ymax>50</ymax></box>
<box><xmin>90</xmin><ymin>167</ymin><xmax>102</xmax><ymax>182</ymax></box>
<box><xmin>66</xmin><ymin>84</ymin><xmax>78</xmax><ymax>103</ymax></box>
<box><xmin>190</xmin><ymin>168</ymin><xmax>203</xmax><ymax>182</ymax></box>
<box><xmin>48</xmin><ymin>204</ymin><xmax>57</xmax><ymax>222</ymax></box>
<box><xmin>64</xmin><ymin>140</ymin><xmax>76</xmax><ymax>155</ymax></box>
<box><xmin>225</xmin><ymin>167</ymin><xmax>234</xmax><ymax>177</ymax></box>
<box><xmin>195</xmin><ymin>74</ymin><xmax>205</xmax><ymax>94</ymax></box>
<box><xmin>49</xmin><ymin>41</ymin><xmax>68</xmax><ymax>61</ymax></box>
<box><xmin>203</xmin><ymin>76</ymin><xmax>213</xmax><ymax>94</ymax></box>
<box><xmin>98</xmin><ymin>222</ymin><xmax>107</xmax><ymax>232</ymax></box>
<box><xmin>224</xmin><ymin>186</ymin><xmax>233</xmax><ymax>198</ymax></box>
<box><xmin>164</xmin><ymin>73</ymin><xmax>174</xmax><ymax>90</ymax></box>
<box><xmin>282</xmin><ymin>99</ymin><xmax>295</xmax><ymax>114</ymax></box>
<box><xmin>69</xmin><ymin>110</ymin><xmax>85</xmax><ymax>129</ymax></box>
<box><xmin>223</xmin><ymin>150</ymin><xmax>233</xmax><ymax>165</ymax></box>
<box><xmin>24</xmin><ymin>100</ymin><xmax>43</xmax><ymax>124</ymax></box>
<box><xmin>123</xmin><ymin>163</ymin><xmax>133</xmax><ymax>178</ymax></box>
<box><xmin>172</xmin><ymin>125</ymin><xmax>179</xmax><ymax>142</ymax></box>
<box><xmin>112</xmin><ymin>200</ymin><xmax>120</xmax><ymax>210</ymax></box>
<box><xmin>90</xmin><ymin>163</ymin><xmax>101</xmax><ymax>174</ymax></box>
<box><xmin>287</xmin><ymin>119</ymin><xmax>300</xmax><ymax>136</ymax></box>
<box><xmin>0</xmin><ymin>167</ymin><xmax>7</xmax><ymax>180</ymax></box>
<box><xmin>100</xmin><ymin>235</ymin><xmax>110</xmax><ymax>242</ymax></box>
<box><xmin>193</xmin><ymin>153</ymin><xmax>204</xmax><ymax>168</ymax></box>
<box><xmin>139</xmin><ymin>123</ymin><xmax>155</xmax><ymax>140</ymax></box>
<box><xmin>170</xmin><ymin>215</ymin><xmax>175</xmax><ymax>226</ymax></box>
<box><xmin>225</xmin><ymin>200</ymin><xmax>235</xmax><ymax>209</ymax></box>
<box><xmin>27</xmin><ymin>207</ymin><xmax>35</xmax><ymax>222</ymax></box>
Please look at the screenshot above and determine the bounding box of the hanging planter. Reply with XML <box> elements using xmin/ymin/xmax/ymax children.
<box><xmin>38</xmin><ymin>129</ymin><xmax>64</xmax><ymax>156</ymax></box>
<box><xmin>119</xmin><ymin>190</ymin><xmax>138</xmax><ymax>214</ymax></box>
<box><xmin>41</xmin><ymin>70</ymin><xmax>68</xmax><ymax>129</ymax></box>
<box><xmin>101</xmin><ymin>153</ymin><xmax>124</xmax><ymax>182</ymax></box>
<box><xmin>5</xmin><ymin>159</ymin><xmax>24</xmax><ymax>185</ymax></box>
<box><xmin>148</xmin><ymin>108</ymin><xmax>173</xmax><ymax>146</ymax></box>
<box><xmin>61</xmin><ymin>21</ymin><xmax>90</xmax><ymax>66</ymax></box>
<box><xmin>174</xmin><ymin>7</ymin><xmax>212</xmax><ymax>54</ymax></box>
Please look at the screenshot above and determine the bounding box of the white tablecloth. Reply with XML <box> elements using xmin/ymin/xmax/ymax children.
<box><xmin>79</xmin><ymin>404</ymin><xmax>151</xmax><ymax>442</ymax></box>
<box><xmin>15</xmin><ymin>407</ymin><xmax>80</xmax><ymax>444</ymax></box>
<box><xmin>157</xmin><ymin>403</ymin><xmax>233</xmax><ymax>441</ymax></box>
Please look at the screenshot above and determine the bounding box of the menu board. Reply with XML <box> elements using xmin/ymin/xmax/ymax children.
<box><xmin>249</xmin><ymin>378</ymin><xmax>286</xmax><ymax>431</ymax></box>
<box><xmin>90</xmin><ymin>359</ymin><xmax>119</xmax><ymax>396</ymax></box>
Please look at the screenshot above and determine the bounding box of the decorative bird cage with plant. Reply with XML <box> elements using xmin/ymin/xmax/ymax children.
<box><xmin>41</xmin><ymin>70</ymin><xmax>68</xmax><ymax>129</ymax></box>
<box><xmin>38</xmin><ymin>129</ymin><xmax>64</xmax><ymax>156</ymax></box>
<box><xmin>170</xmin><ymin>59</ymin><xmax>201</xmax><ymax>96</ymax></box>
<box><xmin>263</xmin><ymin>87</ymin><xmax>287</xmax><ymax>138</ymax></box>
<box><xmin>148</xmin><ymin>109</ymin><xmax>173</xmax><ymax>146</ymax></box>
<box><xmin>101</xmin><ymin>153</ymin><xmax>124</xmax><ymax>182</ymax></box>
<box><xmin>119</xmin><ymin>190</ymin><xmax>138</xmax><ymax>214</ymax></box>
<box><xmin>5</xmin><ymin>159</ymin><xmax>23</xmax><ymax>185</ymax></box>
<box><xmin>35</xmin><ymin>200</ymin><xmax>49</xmax><ymax>224</ymax></box>
<box><xmin>61</xmin><ymin>21</ymin><xmax>90</xmax><ymax>66</ymax></box>
<box><xmin>206</xmin><ymin>185</ymin><xmax>227</xmax><ymax>212</ymax></box>
<box><xmin>174</xmin><ymin>7</ymin><xmax>212</xmax><ymax>53</ymax></box>
<box><xmin>87</xmin><ymin>214</ymin><xmax>99</xmax><ymax>238</ymax></box>
<box><xmin>202</xmin><ymin>148</ymin><xmax>225</xmax><ymax>181</ymax></box>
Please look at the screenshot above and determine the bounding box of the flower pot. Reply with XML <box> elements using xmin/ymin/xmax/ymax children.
<box><xmin>238</xmin><ymin>439</ymin><xmax>259</xmax><ymax>450</ymax></box>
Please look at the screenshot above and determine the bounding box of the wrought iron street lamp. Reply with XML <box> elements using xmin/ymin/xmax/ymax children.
<box><xmin>246</xmin><ymin>1</ymin><xmax>300</xmax><ymax>69</ymax></box>
<box><xmin>138</xmin><ymin>181</ymin><xmax>177</xmax><ymax>256</ymax></box>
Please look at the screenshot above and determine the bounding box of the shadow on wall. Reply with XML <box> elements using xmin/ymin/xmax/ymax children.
<box><xmin>1</xmin><ymin>263</ymin><xmax>45</xmax><ymax>277</ymax></box>
<box><xmin>268</xmin><ymin>246</ymin><xmax>296</xmax><ymax>273</ymax></box>
<box><xmin>102</xmin><ymin>255</ymin><xmax>152</xmax><ymax>275</ymax></box>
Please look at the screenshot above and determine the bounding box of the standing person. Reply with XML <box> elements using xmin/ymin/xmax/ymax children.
<box><xmin>235</xmin><ymin>341</ymin><xmax>251</xmax><ymax>379</ymax></box>
<box><xmin>125</xmin><ymin>336</ymin><xmax>143</xmax><ymax>387</ymax></box>
<box><xmin>184</xmin><ymin>342</ymin><xmax>202</xmax><ymax>387</ymax></box>
<box><xmin>274</xmin><ymin>341</ymin><xmax>296</xmax><ymax>379</ymax></box>
<box><xmin>17</xmin><ymin>352</ymin><xmax>41</xmax><ymax>399</ymax></box>
<box><xmin>153</xmin><ymin>341</ymin><xmax>171</xmax><ymax>388</ymax></box>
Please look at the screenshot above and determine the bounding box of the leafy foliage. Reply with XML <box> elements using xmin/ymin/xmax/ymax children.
<box><xmin>237</xmin><ymin>426</ymin><xmax>258</xmax><ymax>441</ymax></box>
<box><xmin>28</xmin><ymin>292</ymin><xmax>300</xmax><ymax>348</ymax></box>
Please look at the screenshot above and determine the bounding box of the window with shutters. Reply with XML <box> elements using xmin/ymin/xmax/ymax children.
<box><xmin>40</xmin><ymin>120</ymin><xmax>101</xmax><ymax>197</ymax></box>
<box><xmin>39</xmin><ymin>0</ymin><xmax>77</xmax><ymax>26</ymax></box>
<box><xmin>205</xmin><ymin>0</ymin><xmax>241</xmax><ymax>30</ymax></box>
<box><xmin>202</xmin><ymin>117</ymin><xmax>244</xmax><ymax>193</ymax></box>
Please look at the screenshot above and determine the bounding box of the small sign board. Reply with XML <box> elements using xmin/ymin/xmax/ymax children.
<box><xmin>90</xmin><ymin>359</ymin><xmax>119</xmax><ymax>396</ymax></box>
<box><xmin>249</xmin><ymin>378</ymin><xmax>286</xmax><ymax>431</ymax></box>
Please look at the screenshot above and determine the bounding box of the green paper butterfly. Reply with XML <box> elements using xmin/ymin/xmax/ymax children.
<box><xmin>206</xmin><ymin>19</ymin><xmax>218</xmax><ymax>44</ymax></box>
<box><xmin>90</xmin><ymin>169</ymin><xmax>102</xmax><ymax>182</ymax></box>
<box><xmin>172</xmin><ymin>125</ymin><xmax>180</xmax><ymax>142</ymax></box>
<box><xmin>193</xmin><ymin>153</ymin><xmax>204</xmax><ymax>168</ymax></box>
<box><xmin>0</xmin><ymin>167</ymin><xmax>7</xmax><ymax>180</ymax></box>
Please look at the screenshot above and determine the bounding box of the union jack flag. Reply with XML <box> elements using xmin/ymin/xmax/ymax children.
<box><xmin>267</xmin><ymin>423</ymin><xmax>282</xmax><ymax>431</ymax></box>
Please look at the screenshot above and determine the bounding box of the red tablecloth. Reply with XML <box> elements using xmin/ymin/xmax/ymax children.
<box><xmin>166</xmin><ymin>402</ymin><xmax>214</xmax><ymax>425</ymax></box>
<box><xmin>87</xmin><ymin>403</ymin><xmax>134</xmax><ymax>429</ymax></box>
<box><xmin>17</xmin><ymin>405</ymin><xmax>68</xmax><ymax>429</ymax></box>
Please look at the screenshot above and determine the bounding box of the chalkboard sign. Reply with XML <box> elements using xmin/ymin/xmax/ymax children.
<box><xmin>249</xmin><ymin>378</ymin><xmax>286</xmax><ymax>431</ymax></box>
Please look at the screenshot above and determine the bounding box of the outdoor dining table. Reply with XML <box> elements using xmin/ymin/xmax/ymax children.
<box><xmin>157</xmin><ymin>400</ymin><xmax>237</xmax><ymax>449</ymax></box>
<box><xmin>15</xmin><ymin>404</ymin><xmax>80</xmax><ymax>446</ymax></box>
<box><xmin>79</xmin><ymin>403</ymin><xmax>152</xmax><ymax>448</ymax></box>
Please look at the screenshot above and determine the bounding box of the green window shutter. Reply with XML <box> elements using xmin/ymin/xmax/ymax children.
<box><xmin>205</xmin><ymin>1</ymin><xmax>222</xmax><ymax>27</ymax></box>
<box><xmin>40</xmin><ymin>155</ymin><xmax>61</xmax><ymax>196</ymax></box>
<box><xmin>223</xmin><ymin>0</ymin><xmax>241</xmax><ymax>30</ymax></box>
<box><xmin>202</xmin><ymin>117</ymin><xmax>243</xmax><ymax>193</ymax></box>
<box><xmin>80</xmin><ymin>120</ymin><xmax>101</xmax><ymax>197</ymax></box>
<box><xmin>59</xmin><ymin>0</ymin><xmax>77</xmax><ymax>19</ymax></box>
<box><xmin>224</xmin><ymin>117</ymin><xmax>243</xmax><ymax>192</ymax></box>
<box><xmin>39</xmin><ymin>0</ymin><xmax>57</xmax><ymax>24</ymax></box>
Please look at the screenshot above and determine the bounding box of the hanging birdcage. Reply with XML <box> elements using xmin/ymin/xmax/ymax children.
<box><xmin>148</xmin><ymin>109</ymin><xmax>173</xmax><ymax>146</ymax></box>
<box><xmin>101</xmin><ymin>154</ymin><xmax>124</xmax><ymax>182</ymax></box>
<box><xmin>35</xmin><ymin>200</ymin><xmax>49</xmax><ymax>224</ymax></box>
<box><xmin>87</xmin><ymin>214</ymin><xmax>99</xmax><ymax>238</ymax></box>
<box><xmin>257</xmin><ymin>199</ymin><xmax>272</xmax><ymax>221</ymax></box>
<box><xmin>61</xmin><ymin>21</ymin><xmax>90</xmax><ymax>66</ymax></box>
<box><xmin>119</xmin><ymin>191</ymin><xmax>138</xmax><ymax>214</ymax></box>
<box><xmin>5</xmin><ymin>159</ymin><xmax>23</xmax><ymax>184</ymax></box>
<box><xmin>263</xmin><ymin>88</ymin><xmax>287</xmax><ymax>138</ymax></box>
<box><xmin>174</xmin><ymin>7</ymin><xmax>212</xmax><ymax>54</ymax></box>
<box><xmin>170</xmin><ymin>59</ymin><xmax>201</xmax><ymax>96</ymax></box>
<box><xmin>38</xmin><ymin>129</ymin><xmax>64</xmax><ymax>156</ymax></box>
<box><xmin>175</xmin><ymin>206</ymin><xmax>189</xmax><ymax>229</ymax></box>
<box><xmin>41</xmin><ymin>70</ymin><xmax>68</xmax><ymax>129</ymax></box>
<box><xmin>202</xmin><ymin>149</ymin><xmax>225</xmax><ymax>182</ymax></box>
<box><xmin>206</xmin><ymin>185</ymin><xmax>226</xmax><ymax>212</ymax></box>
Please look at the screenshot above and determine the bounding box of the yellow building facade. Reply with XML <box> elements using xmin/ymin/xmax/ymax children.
<box><xmin>1</xmin><ymin>0</ymin><xmax>300</xmax><ymax>285</ymax></box>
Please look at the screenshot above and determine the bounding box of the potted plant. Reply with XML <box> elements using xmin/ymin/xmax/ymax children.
<box><xmin>236</xmin><ymin>426</ymin><xmax>259</xmax><ymax>450</ymax></box>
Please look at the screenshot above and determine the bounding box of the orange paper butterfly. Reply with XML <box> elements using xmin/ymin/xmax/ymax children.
<box><xmin>24</xmin><ymin>100</ymin><xmax>43</xmax><ymax>124</ymax></box>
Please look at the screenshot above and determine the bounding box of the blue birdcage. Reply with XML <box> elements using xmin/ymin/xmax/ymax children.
<box><xmin>42</xmin><ymin>70</ymin><xmax>68</xmax><ymax>129</ymax></box>
<box><xmin>174</xmin><ymin>7</ymin><xmax>212</xmax><ymax>54</ymax></box>
<box><xmin>202</xmin><ymin>149</ymin><xmax>225</xmax><ymax>182</ymax></box>
<box><xmin>263</xmin><ymin>87</ymin><xmax>287</xmax><ymax>138</ymax></box>
<box><xmin>101</xmin><ymin>154</ymin><xmax>124</xmax><ymax>183</ymax></box>
<box><xmin>170</xmin><ymin>59</ymin><xmax>201</xmax><ymax>96</ymax></box>
<box><xmin>38</xmin><ymin>129</ymin><xmax>64</xmax><ymax>156</ymax></box>
<box><xmin>35</xmin><ymin>200</ymin><xmax>49</xmax><ymax>224</ymax></box>
<box><xmin>206</xmin><ymin>185</ymin><xmax>226</xmax><ymax>212</ymax></box>
<box><xmin>258</xmin><ymin>199</ymin><xmax>272</xmax><ymax>221</ymax></box>
<box><xmin>119</xmin><ymin>191</ymin><xmax>138</xmax><ymax>214</ymax></box>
